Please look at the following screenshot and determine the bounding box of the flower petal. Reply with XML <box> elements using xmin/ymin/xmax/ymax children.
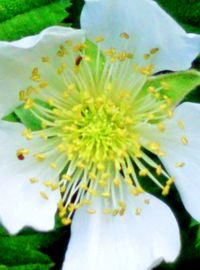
<box><xmin>139</xmin><ymin>102</ymin><xmax>200</xmax><ymax>222</ymax></box>
<box><xmin>162</xmin><ymin>103</ymin><xmax>200</xmax><ymax>221</ymax></box>
<box><xmin>81</xmin><ymin>0</ymin><xmax>200</xmax><ymax>72</ymax></box>
<box><xmin>0</xmin><ymin>120</ymin><xmax>60</xmax><ymax>234</ymax></box>
<box><xmin>0</xmin><ymin>26</ymin><xmax>85</xmax><ymax>118</ymax></box>
<box><xmin>63</xmin><ymin>192</ymin><xmax>180</xmax><ymax>270</ymax></box>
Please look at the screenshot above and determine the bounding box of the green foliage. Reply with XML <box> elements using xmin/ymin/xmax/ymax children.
<box><xmin>0</xmin><ymin>0</ymin><xmax>71</xmax><ymax>41</ymax></box>
<box><xmin>0</xmin><ymin>224</ymin><xmax>68</xmax><ymax>269</ymax></box>
<box><xmin>156</xmin><ymin>0</ymin><xmax>200</xmax><ymax>33</ymax></box>
<box><xmin>142</xmin><ymin>70</ymin><xmax>200</xmax><ymax>106</ymax></box>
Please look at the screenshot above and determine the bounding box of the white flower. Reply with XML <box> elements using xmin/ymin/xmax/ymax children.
<box><xmin>0</xmin><ymin>0</ymin><xmax>200</xmax><ymax>270</ymax></box>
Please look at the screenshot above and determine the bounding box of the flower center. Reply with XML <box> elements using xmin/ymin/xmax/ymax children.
<box><xmin>16</xmin><ymin>35</ymin><xmax>177</xmax><ymax>224</ymax></box>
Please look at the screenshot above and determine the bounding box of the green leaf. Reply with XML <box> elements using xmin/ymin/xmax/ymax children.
<box><xmin>0</xmin><ymin>0</ymin><xmax>71</xmax><ymax>41</ymax></box>
<box><xmin>156</xmin><ymin>0</ymin><xmax>200</xmax><ymax>34</ymax></box>
<box><xmin>142</xmin><ymin>70</ymin><xmax>200</xmax><ymax>106</ymax></box>
<box><xmin>0</xmin><ymin>223</ymin><xmax>67</xmax><ymax>269</ymax></box>
<box><xmin>15</xmin><ymin>105</ymin><xmax>42</xmax><ymax>131</ymax></box>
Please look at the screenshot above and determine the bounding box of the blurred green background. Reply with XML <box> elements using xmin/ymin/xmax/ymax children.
<box><xmin>0</xmin><ymin>0</ymin><xmax>200</xmax><ymax>269</ymax></box>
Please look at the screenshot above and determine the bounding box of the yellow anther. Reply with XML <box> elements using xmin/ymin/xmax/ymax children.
<box><xmin>39</xmin><ymin>131</ymin><xmax>48</xmax><ymax>140</ymax></box>
<box><xmin>41</xmin><ymin>121</ymin><xmax>47</xmax><ymax>129</ymax></box>
<box><xmin>104</xmin><ymin>48</ymin><xmax>116</xmax><ymax>57</ymax></box>
<box><xmin>131</xmin><ymin>187</ymin><xmax>140</xmax><ymax>196</ymax></box>
<box><xmin>144</xmin><ymin>53</ymin><xmax>151</xmax><ymax>60</ymax></box>
<box><xmin>89</xmin><ymin>172</ymin><xmax>97</xmax><ymax>181</ymax></box>
<box><xmin>53</xmin><ymin>109</ymin><xmax>62</xmax><ymax>116</ymax></box>
<box><xmin>158</xmin><ymin>150</ymin><xmax>166</xmax><ymax>157</ymax></box>
<box><xmin>40</xmin><ymin>191</ymin><xmax>48</xmax><ymax>200</ymax></box>
<box><xmin>177</xmin><ymin>120</ymin><xmax>185</xmax><ymax>130</ymax></box>
<box><xmin>95</xmin><ymin>36</ymin><xmax>105</xmax><ymax>43</ymax></box>
<box><xmin>113</xmin><ymin>209</ymin><xmax>119</xmax><ymax>216</ymax></box>
<box><xmin>43</xmin><ymin>180</ymin><xmax>52</xmax><ymax>187</ymax></box>
<box><xmin>24</xmin><ymin>98</ymin><xmax>34</xmax><ymax>110</ymax></box>
<box><xmin>118</xmin><ymin>52</ymin><xmax>127</xmax><ymax>62</ymax></box>
<box><xmin>150</xmin><ymin>48</ymin><xmax>159</xmax><ymax>54</ymax></box>
<box><xmin>157</xmin><ymin>122</ymin><xmax>166</xmax><ymax>132</ymax></box>
<box><xmin>97</xmin><ymin>163</ymin><xmax>105</xmax><ymax>171</ymax></box>
<box><xmin>62</xmin><ymin>174</ymin><xmax>71</xmax><ymax>181</ymax></box>
<box><xmin>58</xmin><ymin>199</ymin><xmax>64</xmax><ymax>210</ymax></box>
<box><xmin>119</xmin><ymin>207</ymin><xmax>126</xmax><ymax>216</ymax></box>
<box><xmin>61</xmin><ymin>218</ymin><xmax>72</xmax><ymax>226</ymax></box>
<box><xmin>148</xmin><ymin>86</ymin><xmax>156</xmax><ymax>94</ymax></box>
<box><xmin>139</xmin><ymin>168</ymin><xmax>149</xmax><ymax>177</ymax></box>
<box><xmin>51</xmin><ymin>183</ymin><xmax>59</xmax><ymax>191</ymax></box>
<box><xmin>60</xmin><ymin>186</ymin><xmax>66</xmax><ymax>193</ymax></box>
<box><xmin>125</xmin><ymin>176</ymin><xmax>132</xmax><ymax>185</ymax></box>
<box><xmin>73</xmin><ymin>43</ymin><xmax>87</xmax><ymax>52</ymax></box>
<box><xmin>87</xmin><ymin>208</ymin><xmax>96</xmax><ymax>214</ymax></box>
<box><xmin>167</xmin><ymin>109</ymin><xmax>173</xmax><ymax>119</ymax></box>
<box><xmin>50</xmin><ymin>162</ymin><xmax>57</xmax><ymax>169</ymax></box>
<box><xmin>41</xmin><ymin>56</ymin><xmax>50</xmax><ymax>63</ymax></box>
<box><xmin>39</xmin><ymin>81</ymin><xmax>48</xmax><ymax>89</ymax></box>
<box><xmin>29</xmin><ymin>178</ymin><xmax>38</xmax><ymax>184</ymax></box>
<box><xmin>17</xmin><ymin>148</ymin><xmax>30</xmax><ymax>156</ymax></box>
<box><xmin>57</xmin><ymin>63</ymin><xmax>67</xmax><ymax>75</ymax></box>
<box><xmin>113</xmin><ymin>178</ymin><xmax>120</xmax><ymax>187</ymax></box>
<box><xmin>154</xmin><ymin>92</ymin><xmax>161</xmax><ymax>99</ymax></box>
<box><xmin>59</xmin><ymin>208</ymin><xmax>66</xmax><ymax>218</ymax></box>
<box><xmin>125</xmin><ymin>117</ymin><xmax>134</xmax><ymax>125</ymax></box>
<box><xmin>103</xmin><ymin>208</ymin><xmax>112</xmax><ymax>215</ymax></box>
<box><xmin>31</xmin><ymin>67</ymin><xmax>40</xmax><ymax>82</ymax></box>
<box><xmin>127</xmin><ymin>166</ymin><xmax>133</xmax><ymax>174</ymax></box>
<box><xmin>137</xmin><ymin>186</ymin><xmax>145</xmax><ymax>193</ymax></box>
<box><xmin>120</xmin><ymin>32</ymin><xmax>130</xmax><ymax>39</ymax></box>
<box><xmin>161</xmin><ymin>81</ymin><xmax>170</xmax><ymax>90</ymax></box>
<box><xmin>160</xmin><ymin>103</ymin><xmax>168</xmax><ymax>111</ymax></box>
<box><xmin>149</xmin><ymin>142</ymin><xmax>160</xmax><ymax>152</ymax></box>
<box><xmin>147</xmin><ymin>113</ymin><xmax>155</xmax><ymax>120</ymax></box>
<box><xmin>175</xmin><ymin>162</ymin><xmax>185</xmax><ymax>168</ymax></box>
<box><xmin>135</xmin><ymin>207</ymin><xmax>142</xmax><ymax>216</ymax></box>
<box><xmin>101</xmin><ymin>192</ymin><xmax>110</xmax><ymax>198</ymax></box>
<box><xmin>19</xmin><ymin>90</ymin><xmax>26</xmax><ymax>101</ymax></box>
<box><xmin>144</xmin><ymin>199</ymin><xmax>150</xmax><ymax>205</ymax></box>
<box><xmin>126</xmin><ymin>53</ymin><xmax>134</xmax><ymax>59</ymax></box>
<box><xmin>135</xmin><ymin>150</ymin><xmax>142</xmax><ymax>158</ymax></box>
<box><xmin>57</xmin><ymin>45</ymin><xmax>66</xmax><ymax>57</ymax></box>
<box><xmin>82</xmin><ymin>199</ymin><xmax>92</xmax><ymax>206</ymax></box>
<box><xmin>88</xmin><ymin>188</ymin><xmax>97</xmax><ymax>196</ymax></box>
<box><xmin>98</xmin><ymin>180</ymin><xmax>107</xmax><ymax>187</ymax></box>
<box><xmin>181</xmin><ymin>136</ymin><xmax>188</xmax><ymax>145</ymax></box>
<box><xmin>140</xmin><ymin>64</ymin><xmax>154</xmax><ymax>76</ymax></box>
<box><xmin>34</xmin><ymin>153</ymin><xmax>46</xmax><ymax>161</ymax></box>
<box><xmin>166</xmin><ymin>177</ymin><xmax>175</xmax><ymax>185</ymax></box>
<box><xmin>77</xmin><ymin>161</ymin><xmax>85</xmax><ymax>169</ymax></box>
<box><xmin>162</xmin><ymin>186</ymin><xmax>170</xmax><ymax>196</ymax></box>
<box><xmin>118</xmin><ymin>200</ymin><xmax>126</xmax><ymax>209</ymax></box>
<box><xmin>22</xmin><ymin>129</ymin><xmax>33</xmax><ymax>140</ymax></box>
<box><xmin>163</xmin><ymin>95</ymin><xmax>172</xmax><ymax>106</ymax></box>
<box><xmin>80</xmin><ymin>183</ymin><xmax>88</xmax><ymax>190</ymax></box>
<box><xmin>156</xmin><ymin>165</ymin><xmax>162</xmax><ymax>176</ymax></box>
<box><xmin>102</xmin><ymin>173</ymin><xmax>110</xmax><ymax>180</ymax></box>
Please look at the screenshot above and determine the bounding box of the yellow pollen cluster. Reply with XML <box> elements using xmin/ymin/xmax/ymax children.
<box><xmin>16</xmin><ymin>34</ymin><xmax>188</xmax><ymax>223</ymax></box>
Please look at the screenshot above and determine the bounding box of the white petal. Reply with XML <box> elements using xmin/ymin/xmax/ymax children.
<box><xmin>0</xmin><ymin>26</ymin><xmax>85</xmax><ymax>118</ymax></box>
<box><xmin>0</xmin><ymin>120</ymin><xmax>60</xmax><ymax>234</ymax></box>
<box><xmin>63</xmin><ymin>192</ymin><xmax>180</xmax><ymax>270</ymax></box>
<box><xmin>162</xmin><ymin>103</ymin><xmax>200</xmax><ymax>222</ymax></box>
<box><xmin>81</xmin><ymin>0</ymin><xmax>200</xmax><ymax>72</ymax></box>
<box><xmin>139</xmin><ymin>102</ymin><xmax>200</xmax><ymax>222</ymax></box>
